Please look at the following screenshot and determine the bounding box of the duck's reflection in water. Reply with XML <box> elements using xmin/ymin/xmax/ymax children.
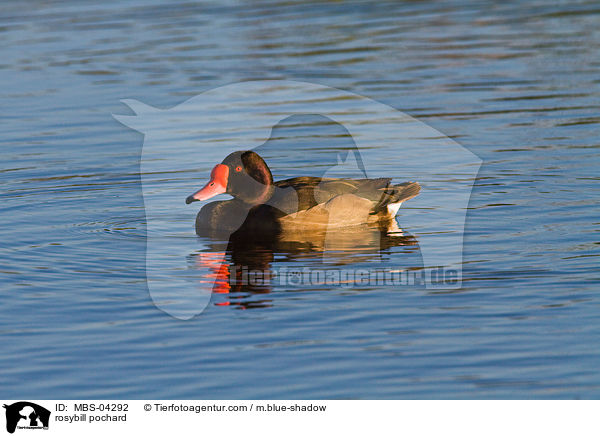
<box><xmin>192</xmin><ymin>224</ymin><xmax>419</xmax><ymax>309</ymax></box>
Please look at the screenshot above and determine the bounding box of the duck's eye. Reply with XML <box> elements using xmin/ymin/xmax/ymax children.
<box><xmin>235</xmin><ymin>166</ymin><xmax>242</xmax><ymax>172</ymax></box>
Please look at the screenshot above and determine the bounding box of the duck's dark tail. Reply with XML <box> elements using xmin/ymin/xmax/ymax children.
<box><xmin>372</xmin><ymin>181</ymin><xmax>421</xmax><ymax>215</ymax></box>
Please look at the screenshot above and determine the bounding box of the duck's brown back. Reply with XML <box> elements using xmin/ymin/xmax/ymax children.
<box><xmin>271</xmin><ymin>177</ymin><xmax>419</xmax><ymax>216</ymax></box>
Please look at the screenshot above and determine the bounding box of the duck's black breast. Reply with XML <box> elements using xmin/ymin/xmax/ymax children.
<box><xmin>230</xmin><ymin>204</ymin><xmax>285</xmax><ymax>244</ymax></box>
<box><xmin>195</xmin><ymin>200</ymin><xmax>250</xmax><ymax>237</ymax></box>
<box><xmin>195</xmin><ymin>199</ymin><xmax>284</xmax><ymax>242</ymax></box>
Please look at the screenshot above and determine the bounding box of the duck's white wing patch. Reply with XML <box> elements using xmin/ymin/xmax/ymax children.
<box><xmin>386</xmin><ymin>201</ymin><xmax>403</xmax><ymax>217</ymax></box>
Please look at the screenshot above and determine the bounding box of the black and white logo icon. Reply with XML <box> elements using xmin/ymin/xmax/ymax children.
<box><xmin>3</xmin><ymin>402</ymin><xmax>50</xmax><ymax>434</ymax></box>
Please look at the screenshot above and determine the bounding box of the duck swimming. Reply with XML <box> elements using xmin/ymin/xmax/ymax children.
<box><xmin>186</xmin><ymin>150</ymin><xmax>420</xmax><ymax>239</ymax></box>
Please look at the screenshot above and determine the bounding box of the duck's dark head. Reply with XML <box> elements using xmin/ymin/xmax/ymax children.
<box><xmin>186</xmin><ymin>150</ymin><xmax>274</xmax><ymax>205</ymax></box>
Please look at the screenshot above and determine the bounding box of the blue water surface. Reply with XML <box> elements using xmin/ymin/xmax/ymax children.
<box><xmin>1</xmin><ymin>0</ymin><xmax>599</xmax><ymax>398</ymax></box>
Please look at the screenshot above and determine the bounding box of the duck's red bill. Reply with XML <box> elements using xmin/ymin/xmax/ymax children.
<box><xmin>186</xmin><ymin>164</ymin><xmax>229</xmax><ymax>204</ymax></box>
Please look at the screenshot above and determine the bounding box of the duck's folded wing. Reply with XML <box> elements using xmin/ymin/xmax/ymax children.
<box><xmin>318</xmin><ymin>178</ymin><xmax>420</xmax><ymax>215</ymax></box>
<box><xmin>271</xmin><ymin>177</ymin><xmax>420</xmax><ymax>215</ymax></box>
<box><xmin>272</xmin><ymin>177</ymin><xmax>388</xmax><ymax>211</ymax></box>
